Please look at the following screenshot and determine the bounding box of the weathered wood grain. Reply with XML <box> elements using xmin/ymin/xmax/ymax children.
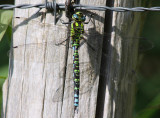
<box><xmin>96</xmin><ymin>0</ymin><xmax>144</xmax><ymax>118</ymax></box>
<box><xmin>2</xmin><ymin>0</ymin><xmax>143</xmax><ymax>118</ymax></box>
<box><xmin>2</xmin><ymin>0</ymin><xmax>106</xmax><ymax>117</ymax></box>
<box><xmin>2</xmin><ymin>0</ymin><xmax>68</xmax><ymax>118</ymax></box>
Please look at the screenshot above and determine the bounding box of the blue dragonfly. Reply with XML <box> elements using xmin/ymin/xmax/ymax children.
<box><xmin>9</xmin><ymin>27</ymin><xmax>154</xmax><ymax>106</ymax></box>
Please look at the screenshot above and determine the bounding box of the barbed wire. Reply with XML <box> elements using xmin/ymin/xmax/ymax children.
<box><xmin>1</xmin><ymin>2</ymin><xmax>160</xmax><ymax>12</ymax></box>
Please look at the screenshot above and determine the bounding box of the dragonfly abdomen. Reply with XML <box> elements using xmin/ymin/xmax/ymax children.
<box><xmin>71</xmin><ymin>15</ymin><xmax>85</xmax><ymax>111</ymax></box>
<box><xmin>73</xmin><ymin>45</ymin><xmax>80</xmax><ymax>109</ymax></box>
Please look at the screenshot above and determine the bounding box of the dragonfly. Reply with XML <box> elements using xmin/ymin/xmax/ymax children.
<box><xmin>9</xmin><ymin>12</ymin><xmax>154</xmax><ymax>112</ymax></box>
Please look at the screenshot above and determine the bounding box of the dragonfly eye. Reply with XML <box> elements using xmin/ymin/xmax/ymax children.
<box><xmin>73</xmin><ymin>14</ymin><xmax>79</xmax><ymax>21</ymax></box>
<box><xmin>81</xmin><ymin>16</ymin><xmax>86</xmax><ymax>22</ymax></box>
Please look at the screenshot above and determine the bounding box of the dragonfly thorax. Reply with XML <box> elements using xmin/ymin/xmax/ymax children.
<box><xmin>71</xmin><ymin>21</ymin><xmax>84</xmax><ymax>35</ymax></box>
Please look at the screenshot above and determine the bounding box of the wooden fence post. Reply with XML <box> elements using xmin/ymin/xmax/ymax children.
<box><xmin>96</xmin><ymin>0</ymin><xmax>143</xmax><ymax>118</ymax></box>
<box><xmin>2</xmin><ymin>0</ymin><xmax>143</xmax><ymax>118</ymax></box>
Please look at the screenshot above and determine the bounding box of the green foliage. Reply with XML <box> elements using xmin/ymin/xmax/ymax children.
<box><xmin>0</xmin><ymin>10</ymin><xmax>13</xmax><ymax>42</ymax></box>
<box><xmin>0</xmin><ymin>9</ymin><xmax>13</xmax><ymax>79</ymax></box>
<box><xmin>135</xmin><ymin>93</ymin><xmax>160</xmax><ymax>118</ymax></box>
<box><xmin>0</xmin><ymin>79</ymin><xmax>5</xmax><ymax>117</ymax></box>
<box><xmin>0</xmin><ymin>23</ymin><xmax>12</xmax><ymax>79</ymax></box>
<box><xmin>0</xmin><ymin>1</ymin><xmax>13</xmax><ymax>117</ymax></box>
<box><xmin>0</xmin><ymin>10</ymin><xmax>13</xmax><ymax>118</ymax></box>
<box><xmin>134</xmin><ymin>1</ymin><xmax>160</xmax><ymax>118</ymax></box>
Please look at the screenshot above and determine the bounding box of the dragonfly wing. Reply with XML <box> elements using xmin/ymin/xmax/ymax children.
<box><xmin>52</xmin><ymin>82</ymin><xmax>74</xmax><ymax>102</ymax></box>
<box><xmin>9</xmin><ymin>36</ymin><xmax>70</xmax><ymax>61</ymax></box>
<box><xmin>81</xmin><ymin>32</ymin><xmax>154</xmax><ymax>53</ymax></box>
<box><xmin>42</xmin><ymin>26</ymin><xmax>154</xmax><ymax>53</ymax></box>
<box><xmin>139</xmin><ymin>38</ymin><xmax>154</xmax><ymax>53</ymax></box>
<box><xmin>52</xmin><ymin>62</ymin><xmax>95</xmax><ymax>102</ymax></box>
<box><xmin>9</xmin><ymin>42</ymin><xmax>49</xmax><ymax>62</ymax></box>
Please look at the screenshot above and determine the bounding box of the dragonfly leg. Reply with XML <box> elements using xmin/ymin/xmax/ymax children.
<box><xmin>60</xmin><ymin>19</ymin><xmax>72</xmax><ymax>24</ymax></box>
<box><xmin>79</xmin><ymin>37</ymin><xmax>96</xmax><ymax>52</ymax></box>
<box><xmin>84</xmin><ymin>14</ymin><xmax>94</xmax><ymax>24</ymax></box>
<box><xmin>55</xmin><ymin>36</ymin><xmax>70</xmax><ymax>46</ymax></box>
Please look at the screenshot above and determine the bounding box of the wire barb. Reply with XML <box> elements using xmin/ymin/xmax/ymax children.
<box><xmin>1</xmin><ymin>2</ymin><xmax>160</xmax><ymax>25</ymax></box>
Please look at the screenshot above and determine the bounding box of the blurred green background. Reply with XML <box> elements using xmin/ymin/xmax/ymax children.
<box><xmin>0</xmin><ymin>0</ymin><xmax>160</xmax><ymax>118</ymax></box>
<box><xmin>134</xmin><ymin>1</ymin><xmax>160</xmax><ymax>118</ymax></box>
<box><xmin>0</xmin><ymin>0</ymin><xmax>13</xmax><ymax>117</ymax></box>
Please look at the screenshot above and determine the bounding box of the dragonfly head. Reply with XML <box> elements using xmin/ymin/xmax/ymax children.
<box><xmin>72</xmin><ymin>12</ymin><xmax>86</xmax><ymax>22</ymax></box>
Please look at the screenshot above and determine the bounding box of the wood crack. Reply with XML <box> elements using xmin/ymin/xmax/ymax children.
<box><xmin>41</xmin><ymin>19</ymin><xmax>47</xmax><ymax>118</ymax></box>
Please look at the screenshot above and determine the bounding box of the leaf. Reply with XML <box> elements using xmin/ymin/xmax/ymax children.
<box><xmin>0</xmin><ymin>10</ymin><xmax>13</xmax><ymax>42</ymax></box>
<box><xmin>0</xmin><ymin>76</ymin><xmax>6</xmax><ymax>79</ymax></box>
<box><xmin>0</xmin><ymin>65</ymin><xmax>8</xmax><ymax>79</ymax></box>
<box><xmin>135</xmin><ymin>93</ymin><xmax>160</xmax><ymax>118</ymax></box>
